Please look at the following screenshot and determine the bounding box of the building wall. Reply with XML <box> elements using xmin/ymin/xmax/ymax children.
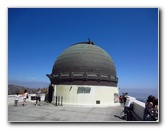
<box><xmin>53</xmin><ymin>85</ymin><xmax>120</xmax><ymax>107</ymax></box>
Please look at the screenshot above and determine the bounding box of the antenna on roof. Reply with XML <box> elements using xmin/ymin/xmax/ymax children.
<box><xmin>88</xmin><ymin>38</ymin><xmax>94</xmax><ymax>45</ymax></box>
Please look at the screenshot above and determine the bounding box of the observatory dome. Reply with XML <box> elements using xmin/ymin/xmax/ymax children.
<box><xmin>47</xmin><ymin>40</ymin><xmax>118</xmax><ymax>86</ymax></box>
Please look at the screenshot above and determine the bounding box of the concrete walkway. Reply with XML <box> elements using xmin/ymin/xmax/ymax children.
<box><xmin>8</xmin><ymin>101</ymin><xmax>126</xmax><ymax>122</ymax></box>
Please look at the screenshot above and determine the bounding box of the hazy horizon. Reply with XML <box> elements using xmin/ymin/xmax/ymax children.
<box><xmin>8</xmin><ymin>79</ymin><xmax>158</xmax><ymax>99</ymax></box>
<box><xmin>8</xmin><ymin>79</ymin><xmax>49</xmax><ymax>88</ymax></box>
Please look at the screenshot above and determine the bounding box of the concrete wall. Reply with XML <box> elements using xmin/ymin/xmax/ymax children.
<box><xmin>127</xmin><ymin>96</ymin><xmax>145</xmax><ymax>120</ymax></box>
<box><xmin>52</xmin><ymin>85</ymin><xmax>120</xmax><ymax>107</ymax></box>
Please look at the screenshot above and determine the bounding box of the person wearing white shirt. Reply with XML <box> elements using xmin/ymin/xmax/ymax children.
<box><xmin>22</xmin><ymin>89</ymin><xmax>28</xmax><ymax>106</ymax></box>
<box><xmin>14</xmin><ymin>93</ymin><xmax>20</xmax><ymax>106</ymax></box>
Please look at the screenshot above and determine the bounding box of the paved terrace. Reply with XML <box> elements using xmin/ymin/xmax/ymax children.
<box><xmin>8</xmin><ymin>101</ymin><xmax>126</xmax><ymax>122</ymax></box>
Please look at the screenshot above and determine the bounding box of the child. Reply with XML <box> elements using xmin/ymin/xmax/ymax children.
<box><xmin>14</xmin><ymin>93</ymin><xmax>20</xmax><ymax>106</ymax></box>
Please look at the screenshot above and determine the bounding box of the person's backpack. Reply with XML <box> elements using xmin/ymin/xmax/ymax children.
<box><xmin>26</xmin><ymin>94</ymin><xmax>29</xmax><ymax>99</ymax></box>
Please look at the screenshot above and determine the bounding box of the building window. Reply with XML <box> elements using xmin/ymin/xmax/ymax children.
<box><xmin>114</xmin><ymin>93</ymin><xmax>118</xmax><ymax>103</ymax></box>
<box><xmin>84</xmin><ymin>87</ymin><xmax>91</xmax><ymax>93</ymax></box>
<box><xmin>77</xmin><ymin>87</ymin><xmax>84</xmax><ymax>94</ymax></box>
<box><xmin>77</xmin><ymin>87</ymin><xmax>91</xmax><ymax>94</ymax></box>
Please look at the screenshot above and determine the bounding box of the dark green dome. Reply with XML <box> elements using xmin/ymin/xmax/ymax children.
<box><xmin>47</xmin><ymin>41</ymin><xmax>118</xmax><ymax>86</ymax></box>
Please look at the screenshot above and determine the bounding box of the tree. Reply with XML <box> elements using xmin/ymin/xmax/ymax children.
<box><xmin>41</xmin><ymin>87</ymin><xmax>47</xmax><ymax>93</ymax></box>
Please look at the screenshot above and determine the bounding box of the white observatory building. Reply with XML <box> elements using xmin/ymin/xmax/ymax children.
<box><xmin>46</xmin><ymin>40</ymin><xmax>119</xmax><ymax>106</ymax></box>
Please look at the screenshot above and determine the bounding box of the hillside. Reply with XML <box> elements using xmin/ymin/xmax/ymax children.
<box><xmin>8</xmin><ymin>84</ymin><xmax>48</xmax><ymax>95</ymax></box>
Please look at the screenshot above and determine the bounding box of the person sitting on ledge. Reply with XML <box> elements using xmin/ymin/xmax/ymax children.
<box><xmin>143</xmin><ymin>95</ymin><xmax>158</xmax><ymax>121</ymax></box>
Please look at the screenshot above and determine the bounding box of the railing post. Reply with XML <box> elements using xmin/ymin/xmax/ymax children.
<box><xmin>60</xmin><ymin>96</ymin><xmax>63</xmax><ymax>106</ymax></box>
<box><xmin>58</xmin><ymin>96</ymin><xmax>60</xmax><ymax>105</ymax></box>
<box><xmin>55</xmin><ymin>96</ymin><xmax>58</xmax><ymax>106</ymax></box>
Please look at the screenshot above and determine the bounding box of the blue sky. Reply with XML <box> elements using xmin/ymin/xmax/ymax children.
<box><xmin>8</xmin><ymin>8</ymin><xmax>158</xmax><ymax>90</ymax></box>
